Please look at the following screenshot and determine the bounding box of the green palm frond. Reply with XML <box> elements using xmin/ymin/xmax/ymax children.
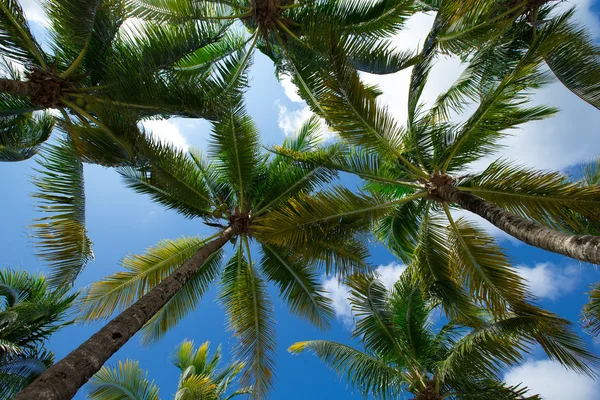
<box><xmin>346</xmin><ymin>273</ymin><xmax>410</xmax><ymax>366</ymax></box>
<box><xmin>177</xmin><ymin>373</ymin><xmax>218</xmax><ymax>400</ymax></box>
<box><xmin>439</xmin><ymin>313</ymin><xmax>599</xmax><ymax>380</ymax></box>
<box><xmin>446</xmin><ymin>377</ymin><xmax>541</xmax><ymax>400</ymax></box>
<box><xmin>260</xmin><ymin>243</ymin><xmax>333</xmax><ymax>329</ymax></box>
<box><xmin>539</xmin><ymin>9</ymin><xmax>600</xmax><ymax>110</ymax></box>
<box><xmin>0</xmin><ymin>112</ymin><xmax>54</xmax><ymax>161</ymax></box>
<box><xmin>31</xmin><ymin>136</ymin><xmax>93</xmax><ymax>288</ymax></box>
<box><xmin>220</xmin><ymin>249</ymin><xmax>276</xmax><ymax>400</ymax></box>
<box><xmin>0</xmin><ymin>348</ymin><xmax>54</xmax><ymax>399</ymax></box>
<box><xmin>459</xmin><ymin>160</ymin><xmax>600</xmax><ymax>232</ymax></box>
<box><xmin>301</xmin><ymin>0</ymin><xmax>417</xmax><ymax>38</ymax></box>
<box><xmin>289</xmin><ymin>340</ymin><xmax>405</xmax><ymax>399</ymax></box>
<box><xmin>375</xmin><ymin>199</ymin><xmax>427</xmax><ymax>264</ymax></box>
<box><xmin>255</xmin><ymin>186</ymin><xmax>408</xmax><ymax>252</ymax></box>
<box><xmin>443</xmin><ymin>208</ymin><xmax>531</xmax><ymax>317</ymax></box>
<box><xmin>47</xmin><ymin>0</ymin><xmax>102</xmax><ymax>61</ymax></box>
<box><xmin>88</xmin><ymin>360</ymin><xmax>160</xmax><ymax>400</ymax></box>
<box><xmin>140</xmin><ymin>249</ymin><xmax>224</xmax><ymax>346</ymax></box>
<box><xmin>410</xmin><ymin>207</ymin><xmax>477</xmax><ymax>319</ymax></box>
<box><xmin>343</xmin><ymin>35</ymin><xmax>418</xmax><ymax>74</ymax></box>
<box><xmin>439</xmin><ymin>55</ymin><xmax>556</xmax><ymax>172</ymax></box>
<box><xmin>0</xmin><ymin>0</ymin><xmax>46</xmax><ymax>65</ymax></box>
<box><xmin>582</xmin><ymin>282</ymin><xmax>600</xmax><ymax>337</ymax></box>
<box><xmin>120</xmin><ymin>139</ymin><xmax>214</xmax><ymax>219</ymax></box>
<box><xmin>66</xmin><ymin>104</ymin><xmax>143</xmax><ymax>167</ymax></box>
<box><xmin>77</xmin><ymin>236</ymin><xmax>218</xmax><ymax>323</ymax></box>
<box><xmin>209</xmin><ymin>98</ymin><xmax>260</xmax><ymax>208</ymax></box>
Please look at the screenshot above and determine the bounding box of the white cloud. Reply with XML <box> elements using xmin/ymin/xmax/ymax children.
<box><xmin>323</xmin><ymin>262</ymin><xmax>407</xmax><ymax>328</ymax></box>
<box><xmin>279</xmin><ymin>75</ymin><xmax>304</xmax><ymax>103</ymax></box>
<box><xmin>504</xmin><ymin>359</ymin><xmax>599</xmax><ymax>400</ymax></box>
<box><xmin>276</xmin><ymin>102</ymin><xmax>334</xmax><ymax>141</ymax></box>
<box><xmin>142</xmin><ymin>119</ymin><xmax>190</xmax><ymax>151</ymax></box>
<box><xmin>515</xmin><ymin>263</ymin><xmax>580</xmax><ymax>300</ymax></box>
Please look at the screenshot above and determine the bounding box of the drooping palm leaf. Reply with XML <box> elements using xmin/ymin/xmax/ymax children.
<box><xmin>31</xmin><ymin>136</ymin><xmax>93</xmax><ymax>288</ymax></box>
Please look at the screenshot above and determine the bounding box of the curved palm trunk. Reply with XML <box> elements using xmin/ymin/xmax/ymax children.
<box><xmin>0</xmin><ymin>78</ymin><xmax>42</xmax><ymax>98</ymax></box>
<box><xmin>15</xmin><ymin>227</ymin><xmax>236</xmax><ymax>400</ymax></box>
<box><xmin>438</xmin><ymin>185</ymin><xmax>600</xmax><ymax>265</ymax></box>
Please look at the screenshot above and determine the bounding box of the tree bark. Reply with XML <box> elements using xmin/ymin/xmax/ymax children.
<box><xmin>15</xmin><ymin>227</ymin><xmax>236</xmax><ymax>400</ymax></box>
<box><xmin>0</xmin><ymin>78</ymin><xmax>42</xmax><ymax>98</ymax></box>
<box><xmin>438</xmin><ymin>185</ymin><xmax>600</xmax><ymax>265</ymax></box>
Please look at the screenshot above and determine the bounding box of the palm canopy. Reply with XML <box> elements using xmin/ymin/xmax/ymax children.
<box><xmin>274</xmin><ymin>22</ymin><xmax>600</xmax><ymax>317</ymax></box>
<box><xmin>121</xmin><ymin>0</ymin><xmax>430</xmax><ymax>105</ymax></box>
<box><xmin>290</xmin><ymin>272</ymin><xmax>597</xmax><ymax>400</ymax></box>
<box><xmin>88</xmin><ymin>340</ymin><xmax>252</xmax><ymax>400</ymax></box>
<box><xmin>0</xmin><ymin>0</ymin><xmax>246</xmax><ymax>161</ymax></box>
<box><xmin>76</xmin><ymin>98</ymin><xmax>387</xmax><ymax>399</ymax></box>
<box><xmin>409</xmin><ymin>0</ymin><xmax>600</xmax><ymax>110</ymax></box>
<box><xmin>0</xmin><ymin>268</ymin><xmax>77</xmax><ymax>398</ymax></box>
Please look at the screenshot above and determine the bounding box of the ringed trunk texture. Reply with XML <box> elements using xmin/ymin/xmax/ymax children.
<box><xmin>438</xmin><ymin>185</ymin><xmax>600</xmax><ymax>265</ymax></box>
<box><xmin>0</xmin><ymin>78</ymin><xmax>43</xmax><ymax>98</ymax></box>
<box><xmin>15</xmin><ymin>228</ymin><xmax>235</xmax><ymax>400</ymax></box>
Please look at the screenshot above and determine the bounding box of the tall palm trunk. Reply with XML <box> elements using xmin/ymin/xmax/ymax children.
<box><xmin>15</xmin><ymin>227</ymin><xmax>236</xmax><ymax>400</ymax></box>
<box><xmin>438</xmin><ymin>185</ymin><xmax>600</xmax><ymax>264</ymax></box>
<box><xmin>0</xmin><ymin>78</ymin><xmax>42</xmax><ymax>98</ymax></box>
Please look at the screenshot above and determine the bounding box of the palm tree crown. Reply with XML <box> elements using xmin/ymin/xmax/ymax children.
<box><xmin>291</xmin><ymin>271</ymin><xmax>597</xmax><ymax>400</ymax></box>
<box><xmin>0</xmin><ymin>268</ymin><xmax>77</xmax><ymax>398</ymax></box>
<box><xmin>76</xmin><ymin>98</ymin><xmax>378</xmax><ymax>399</ymax></box>
<box><xmin>88</xmin><ymin>340</ymin><xmax>252</xmax><ymax>400</ymax></box>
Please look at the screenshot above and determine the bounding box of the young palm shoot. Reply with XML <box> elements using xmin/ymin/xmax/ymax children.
<box><xmin>290</xmin><ymin>272</ymin><xmax>598</xmax><ymax>400</ymax></box>
<box><xmin>87</xmin><ymin>340</ymin><xmax>251</xmax><ymax>400</ymax></box>
<box><xmin>17</xmin><ymin>101</ymin><xmax>384</xmax><ymax>400</ymax></box>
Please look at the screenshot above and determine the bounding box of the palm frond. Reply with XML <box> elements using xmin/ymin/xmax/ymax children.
<box><xmin>459</xmin><ymin>160</ymin><xmax>600</xmax><ymax>232</ymax></box>
<box><xmin>346</xmin><ymin>273</ymin><xmax>409</xmax><ymax>366</ymax></box>
<box><xmin>260</xmin><ymin>243</ymin><xmax>333</xmax><ymax>329</ymax></box>
<box><xmin>582</xmin><ymin>282</ymin><xmax>600</xmax><ymax>337</ymax></box>
<box><xmin>31</xmin><ymin>136</ymin><xmax>93</xmax><ymax>288</ymax></box>
<box><xmin>0</xmin><ymin>0</ymin><xmax>46</xmax><ymax>65</ymax></box>
<box><xmin>0</xmin><ymin>348</ymin><xmax>54</xmax><ymax>399</ymax></box>
<box><xmin>0</xmin><ymin>112</ymin><xmax>53</xmax><ymax>161</ymax></box>
<box><xmin>140</xmin><ymin>249</ymin><xmax>224</xmax><ymax>346</ymax></box>
<box><xmin>209</xmin><ymin>98</ymin><xmax>260</xmax><ymax>209</ymax></box>
<box><xmin>540</xmin><ymin>9</ymin><xmax>600</xmax><ymax>110</ymax></box>
<box><xmin>444</xmin><ymin>210</ymin><xmax>532</xmax><ymax>317</ymax></box>
<box><xmin>87</xmin><ymin>360</ymin><xmax>160</xmax><ymax>400</ymax></box>
<box><xmin>289</xmin><ymin>340</ymin><xmax>404</xmax><ymax>399</ymax></box>
<box><xmin>119</xmin><ymin>139</ymin><xmax>214</xmax><ymax>219</ymax></box>
<box><xmin>220</xmin><ymin>249</ymin><xmax>276</xmax><ymax>400</ymax></box>
<box><xmin>77</xmin><ymin>236</ymin><xmax>216</xmax><ymax>323</ymax></box>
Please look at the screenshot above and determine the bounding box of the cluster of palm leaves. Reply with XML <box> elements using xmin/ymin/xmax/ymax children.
<box><xmin>87</xmin><ymin>340</ymin><xmax>251</xmax><ymax>400</ymax></box>
<box><xmin>1</xmin><ymin>0</ymin><xmax>600</xmax><ymax>399</ymax></box>
<box><xmin>0</xmin><ymin>269</ymin><xmax>76</xmax><ymax>399</ymax></box>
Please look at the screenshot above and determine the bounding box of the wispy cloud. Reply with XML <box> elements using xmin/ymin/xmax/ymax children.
<box><xmin>515</xmin><ymin>262</ymin><xmax>581</xmax><ymax>300</ymax></box>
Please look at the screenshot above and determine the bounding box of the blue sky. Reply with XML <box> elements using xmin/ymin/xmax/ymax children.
<box><xmin>3</xmin><ymin>1</ymin><xmax>600</xmax><ymax>399</ymax></box>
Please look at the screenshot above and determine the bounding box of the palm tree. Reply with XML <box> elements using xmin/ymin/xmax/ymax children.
<box><xmin>400</xmin><ymin>0</ymin><xmax>600</xmax><ymax>110</ymax></box>
<box><xmin>88</xmin><ymin>340</ymin><xmax>251</xmax><ymax>400</ymax></box>
<box><xmin>122</xmin><ymin>0</ymin><xmax>431</xmax><ymax>101</ymax></box>
<box><xmin>274</xmin><ymin>23</ymin><xmax>600</xmax><ymax>320</ymax></box>
<box><xmin>0</xmin><ymin>268</ymin><xmax>77</xmax><ymax>398</ymax></box>
<box><xmin>0</xmin><ymin>0</ymin><xmax>236</xmax><ymax>129</ymax></box>
<box><xmin>1</xmin><ymin>0</ymin><xmax>255</xmax><ymax>289</ymax></box>
<box><xmin>16</xmin><ymin>99</ymin><xmax>379</xmax><ymax>400</ymax></box>
<box><xmin>290</xmin><ymin>272</ymin><xmax>597</xmax><ymax>400</ymax></box>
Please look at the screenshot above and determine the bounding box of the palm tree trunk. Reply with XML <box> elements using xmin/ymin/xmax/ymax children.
<box><xmin>438</xmin><ymin>185</ymin><xmax>600</xmax><ymax>264</ymax></box>
<box><xmin>0</xmin><ymin>78</ymin><xmax>42</xmax><ymax>97</ymax></box>
<box><xmin>15</xmin><ymin>227</ymin><xmax>236</xmax><ymax>400</ymax></box>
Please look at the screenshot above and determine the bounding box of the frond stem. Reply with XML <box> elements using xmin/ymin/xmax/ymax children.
<box><xmin>0</xmin><ymin>1</ymin><xmax>46</xmax><ymax>68</ymax></box>
<box><xmin>60</xmin><ymin>40</ymin><xmax>89</xmax><ymax>79</ymax></box>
